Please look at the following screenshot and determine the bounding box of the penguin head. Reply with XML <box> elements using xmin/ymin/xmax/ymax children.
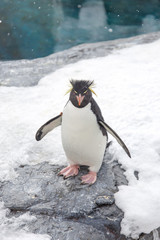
<box><xmin>68</xmin><ymin>80</ymin><xmax>96</xmax><ymax>108</ymax></box>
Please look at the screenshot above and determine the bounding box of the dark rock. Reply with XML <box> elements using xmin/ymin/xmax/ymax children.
<box><xmin>1</xmin><ymin>148</ymin><xmax>158</xmax><ymax>239</ymax></box>
<box><xmin>1</xmin><ymin>149</ymin><xmax>127</xmax><ymax>240</ymax></box>
<box><xmin>134</xmin><ymin>170</ymin><xmax>139</xmax><ymax>180</ymax></box>
<box><xmin>95</xmin><ymin>195</ymin><xmax>115</xmax><ymax>206</ymax></box>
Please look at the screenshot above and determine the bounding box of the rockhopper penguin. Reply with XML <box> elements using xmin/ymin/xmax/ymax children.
<box><xmin>36</xmin><ymin>80</ymin><xmax>131</xmax><ymax>185</ymax></box>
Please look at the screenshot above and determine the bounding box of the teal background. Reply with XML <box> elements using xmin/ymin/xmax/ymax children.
<box><xmin>1</xmin><ymin>0</ymin><xmax>160</xmax><ymax>60</ymax></box>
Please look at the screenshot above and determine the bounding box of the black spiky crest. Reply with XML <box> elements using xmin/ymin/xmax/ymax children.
<box><xmin>65</xmin><ymin>80</ymin><xmax>96</xmax><ymax>95</ymax></box>
<box><xmin>70</xmin><ymin>79</ymin><xmax>93</xmax><ymax>89</ymax></box>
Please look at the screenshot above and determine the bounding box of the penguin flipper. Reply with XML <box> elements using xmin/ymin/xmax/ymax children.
<box><xmin>35</xmin><ymin>113</ymin><xmax>62</xmax><ymax>141</ymax></box>
<box><xmin>98</xmin><ymin>120</ymin><xmax>131</xmax><ymax>158</ymax></box>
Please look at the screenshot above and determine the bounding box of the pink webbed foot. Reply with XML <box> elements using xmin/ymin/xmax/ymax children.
<box><xmin>58</xmin><ymin>165</ymin><xmax>79</xmax><ymax>178</ymax></box>
<box><xmin>81</xmin><ymin>171</ymin><xmax>97</xmax><ymax>185</ymax></box>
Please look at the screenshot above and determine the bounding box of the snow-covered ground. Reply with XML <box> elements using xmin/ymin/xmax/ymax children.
<box><xmin>0</xmin><ymin>38</ymin><xmax>160</xmax><ymax>239</ymax></box>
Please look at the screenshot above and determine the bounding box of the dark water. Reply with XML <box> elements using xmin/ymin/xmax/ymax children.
<box><xmin>1</xmin><ymin>0</ymin><xmax>160</xmax><ymax>60</ymax></box>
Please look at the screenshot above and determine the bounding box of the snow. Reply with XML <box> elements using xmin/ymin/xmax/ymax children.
<box><xmin>0</xmin><ymin>202</ymin><xmax>51</xmax><ymax>240</ymax></box>
<box><xmin>0</xmin><ymin>38</ymin><xmax>160</xmax><ymax>239</ymax></box>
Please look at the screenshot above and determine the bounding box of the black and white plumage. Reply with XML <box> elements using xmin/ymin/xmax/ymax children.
<box><xmin>36</xmin><ymin>80</ymin><xmax>131</xmax><ymax>184</ymax></box>
<box><xmin>36</xmin><ymin>113</ymin><xmax>62</xmax><ymax>141</ymax></box>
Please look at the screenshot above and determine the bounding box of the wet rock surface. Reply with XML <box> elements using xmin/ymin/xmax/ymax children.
<box><xmin>0</xmin><ymin>149</ymin><xmax>159</xmax><ymax>239</ymax></box>
<box><xmin>0</xmin><ymin>150</ymin><xmax>127</xmax><ymax>240</ymax></box>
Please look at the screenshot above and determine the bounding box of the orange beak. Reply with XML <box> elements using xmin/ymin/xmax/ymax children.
<box><xmin>76</xmin><ymin>94</ymin><xmax>84</xmax><ymax>106</ymax></box>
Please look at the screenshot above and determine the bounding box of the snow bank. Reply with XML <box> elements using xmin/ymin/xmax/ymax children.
<box><xmin>0</xmin><ymin>38</ymin><xmax>160</xmax><ymax>238</ymax></box>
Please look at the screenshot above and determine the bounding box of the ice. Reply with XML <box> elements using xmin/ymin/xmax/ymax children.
<box><xmin>1</xmin><ymin>38</ymin><xmax>160</xmax><ymax>238</ymax></box>
<box><xmin>78</xmin><ymin>0</ymin><xmax>107</xmax><ymax>31</ymax></box>
<box><xmin>54</xmin><ymin>0</ymin><xmax>107</xmax><ymax>52</ymax></box>
<box><xmin>142</xmin><ymin>15</ymin><xmax>160</xmax><ymax>34</ymax></box>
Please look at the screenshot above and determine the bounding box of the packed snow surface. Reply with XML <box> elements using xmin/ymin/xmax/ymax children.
<box><xmin>0</xmin><ymin>39</ymin><xmax>160</xmax><ymax>239</ymax></box>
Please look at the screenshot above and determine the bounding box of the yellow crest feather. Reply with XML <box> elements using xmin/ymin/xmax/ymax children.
<box><xmin>89</xmin><ymin>87</ymin><xmax>97</xmax><ymax>96</ymax></box>
<box><xmin>89</xmin><ymin>82</ymin><xmax>97</xmax><ymax>96</ymax></box>
<box><xmin>65</xmin><ymin>80</ymin><xmax>97</xmax><ymax>96</ymax></box>
<box><xmin>65</xmin><ymin>87</ymin><xmax>73</xmax><ymax>95</ymax></box>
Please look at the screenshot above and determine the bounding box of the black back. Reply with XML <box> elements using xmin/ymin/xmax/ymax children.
<box><xmin>90</xmin><ymin>98</ymin><xmax>108</xmax><ymax>137</ymax></box>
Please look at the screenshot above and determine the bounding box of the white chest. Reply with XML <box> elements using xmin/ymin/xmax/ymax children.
<box><xmin>61</xmin><ymin>101</ymin><xmax>106</xmax><ymax>172</ymax></box>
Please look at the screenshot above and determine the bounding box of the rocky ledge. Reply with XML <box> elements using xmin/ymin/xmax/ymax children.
<box><xmin>0</xmin><ymin>148</ymin><xmax>125</xmax><ymax>240</ymax></box>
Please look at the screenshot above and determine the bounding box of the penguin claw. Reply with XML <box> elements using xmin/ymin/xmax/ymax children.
<box><xmin>81</xmin><ymin>171</ymin><xmax>97</xmax><ymax>185</ymax></box>
<box><xmin>58</xmin><ymin>165</ymin><xmax>79</xmax><ymax>178</ymax></box>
